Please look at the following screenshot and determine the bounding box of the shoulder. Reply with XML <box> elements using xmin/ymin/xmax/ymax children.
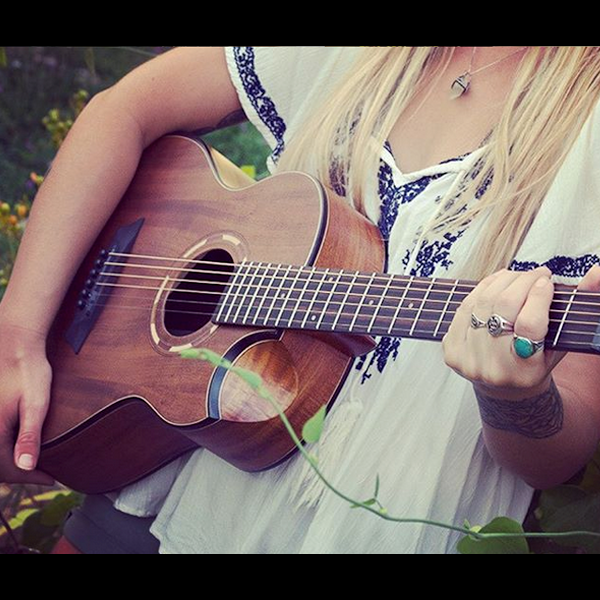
<box><xmin>224</xmin><ymin>47</ymin><xmax>363</xmax><ymax>161</ymax></box>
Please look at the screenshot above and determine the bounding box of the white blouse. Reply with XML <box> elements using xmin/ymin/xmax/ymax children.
<box><xmin>110</xmin><ymin>47</ymin><xmax>600</xmax><ymax>554</ymax></box>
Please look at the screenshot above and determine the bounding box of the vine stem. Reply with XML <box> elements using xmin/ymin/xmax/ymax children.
<box><xmin>185</xmin><ymin>350</ymin><xmax>600</xmax><ymax>546</ymax></box>
<box><xmin>0</xmin><ymin>507</ymin><xmax>21</xmax><ymax>553</ymax></box>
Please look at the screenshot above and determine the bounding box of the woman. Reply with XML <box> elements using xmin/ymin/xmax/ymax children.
<box><xmin>2</xmin><ymin>47</ymin><xmax>600</xmax><ymax>554</ymax></box>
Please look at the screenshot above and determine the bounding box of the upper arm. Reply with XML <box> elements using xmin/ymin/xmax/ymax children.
<box><xmin>102</xmin><ymin>47</ymin><xmax>243</xmax><ymax>146</ymax></box>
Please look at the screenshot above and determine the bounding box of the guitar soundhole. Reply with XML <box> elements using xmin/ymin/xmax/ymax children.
<box><xmin>164</xmin><ymin>249</ymin><xmax>235</xmax><ymax>337</ymax></box>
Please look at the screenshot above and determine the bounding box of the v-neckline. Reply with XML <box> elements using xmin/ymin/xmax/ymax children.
<box><xmin>383</xmin><ymin>139</ymin><xmax>477</xmax><ymax>181</ymax></box>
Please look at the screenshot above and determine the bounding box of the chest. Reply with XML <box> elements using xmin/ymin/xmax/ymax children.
<box><xmin>388</xmin><ymin>48</ymin><xmax>523</xmax><ymax>175</ymax></box>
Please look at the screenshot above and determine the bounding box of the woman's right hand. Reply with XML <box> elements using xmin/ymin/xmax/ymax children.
<box><xmin>0</xmin><ymin>321</ymin><xmax>55</xmax><ymax>485</ymax></box>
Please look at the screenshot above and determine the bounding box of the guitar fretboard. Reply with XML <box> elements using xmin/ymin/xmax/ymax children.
<box><xmin>212</xmin><ymin>262</ymin><xmax>600</xmax><ymax>356</ymax></box>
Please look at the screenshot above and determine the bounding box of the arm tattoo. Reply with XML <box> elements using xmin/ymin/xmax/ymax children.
<box><xmin>196</xmin><ymin>109</ymin><xmax>248</xmax><ymax>136</ymax></box>
<box><xmin>475</xmin><ymin>379</ymin><xmax>564</xmax><ymax>439</ymax></box>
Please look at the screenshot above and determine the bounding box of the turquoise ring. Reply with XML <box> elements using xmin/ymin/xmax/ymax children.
<box><xmin>513</xmin><ymin>335</ymin><xmax>545</xmax><ymax>359</ymax></box>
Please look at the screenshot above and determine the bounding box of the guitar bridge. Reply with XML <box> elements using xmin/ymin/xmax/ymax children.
<box><xmin>65</xmin><ymin>218</ymin><xmax>145</xmax><ymax>354</ymax></box>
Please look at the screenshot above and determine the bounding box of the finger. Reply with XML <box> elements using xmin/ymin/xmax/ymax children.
<box><xmin>443</xmin><ymin>269</ymin><xmax>505</xmax><ymax>352</ymax></box>
<box><xmin>577</xmin><ymin>264</ymin><xmax>600</xmax><ymax>292</ymax></box>
<box><xmin>0</xmin><ymin>426</ymin><xmax>54</xmax><ymax>486</ymax></box>
<box><xmin>451</xmin><ymin>269</ymin><xmax>518</xmax><ymax>344</ymax></box>
<box><xmin>513</xmin><ymin>274</ymin><xmax>555</xmax><ymax>367</ymax></box>
<box><xmin>13</xmin><ymin>366</ymin><xmax>52</xmax><ymax>472</ymax></box>
<box><xmin>491</xmin><ymin>266</ymin><xmax>553</xmax><ymax>325</ymax></box>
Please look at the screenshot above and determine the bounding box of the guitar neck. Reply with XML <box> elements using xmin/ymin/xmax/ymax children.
<box><xmin>213</xmin><ymin>262</ymin><xmax>600</xmax><ymax>356</ymax></box>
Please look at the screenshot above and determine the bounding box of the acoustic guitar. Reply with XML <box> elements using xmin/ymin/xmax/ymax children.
<box><xmin>38</xmin><ymin>135</ymin><xmax>600</xmax><ymax>494</ymax></box>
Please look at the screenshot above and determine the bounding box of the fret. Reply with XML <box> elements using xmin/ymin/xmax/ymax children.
<box><xmin>349</xmin><ymin>272</ymin><xmax>377</xmax><ymax>333</ymax></box>
<box><xmin>332</xmin><ymin>271</ymin><xmax>360</xmax><ymax>331</ymax></box>
<box><xmin>367</xmin><ymin>273</ymin><xmax>393</xmax><ymax>335</ymax></box>
<box><xmin>552</xmin><ymin>287</ymin><xmax>577</xmax><ymax>348</ymax></box>
<box><xmin>273</xmin><ymin>265</ymin><xmax>305</xmax><ymax>328</ymax></box>
<box><xmin>287</xmin><ymin>266</ymin><xmax>316</xmax><ymax>329</ymax></box>
<box><xmin>409</xmin><ymin>278</ymin><xmax>436</xmax><ymax>337</ymax></box>
<box><xmin>316</xmin><ymin>270</ymin><xmax>343</xmax><ymax>331</ymax></box>
<box><xmin>433</xmin><ymin>279</ymin><xmax>459</xmax><ymax>339</ymax></box>
<box><xmin>219</xmin><ymin>260</ymin><xmax>253</xmax><ymax>324</ymax></box>
<box><xmin>240</xmin><ymin>262</ymin><xmax>267</xmax><ymax>325</ymax></box>
<box><xmin>301</xmin><ymin>268</ymin><xmax>330</xmax><ymax>329</ymax></box>
<box><xmin>251</xmin><ymin>262</ymin><xmax>275</xmax><ymax>326</ymax></box>
<box><xmin>263</xmin><ymin>264</ymin><xmax>293</xmax><ymax>327</ymax></box>
<box><xmin>231</xmin><ymin>262</ymin><xmax>261</xmax><ymax>324</ymax></box>
<box><xmin>388</xmin><ymin>276</ymin><xmax>414</xmax><ymax>336</ymax></box>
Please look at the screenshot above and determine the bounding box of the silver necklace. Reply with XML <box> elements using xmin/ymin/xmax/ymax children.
<box><xmin>450</xmin><ymin>47</ymin><xmax>527</xmax><ymax>100</ymax></box>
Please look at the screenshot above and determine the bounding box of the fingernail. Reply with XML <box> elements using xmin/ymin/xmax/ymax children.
<box><xmin>17</xmin><ymin>454</ymin><xmax>36</xmax><ymax>471</ymax></box>
<box><xmin>535</xmin><ymin>277</ymin><xmax>549</xmax><ymax>289</ymax></box>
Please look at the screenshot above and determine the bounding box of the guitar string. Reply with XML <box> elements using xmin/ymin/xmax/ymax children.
<box><xmin>89</xmin><ymin>288</ymin><xmax>600</xmax><ymax>331</ymax></box>
<box><xmin>96</xmin><ymin>277</ymin><xmax>600</xmax><ymax>322</ymax></box>
<box><xmin>96</xmin><ymin>263</ymin><xmax>600</xmax><ymax>321</ymax></box>
<box><xmin>108</xmin><ymin>252</ymin><xmax>600</xmax><ymax>300</ymax></box>
<box><xmin>89</xmin><ymin>281</ymin><xmax>600</xmax><ymax>341</ymax></box>
<box><xmin>103</xmin><ymin>253</ymin><xmax>600</xmax><ymax>305</ymax></box>
<box><xmin>80</xmin><ymin>294</ymin><xmax>600</xmax><ymax>349</ymax></box>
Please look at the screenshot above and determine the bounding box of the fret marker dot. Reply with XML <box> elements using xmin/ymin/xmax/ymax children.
<box><xmin>409</xmin><ymin>302</ymin><xmax>415</xmax><ymax>310</ymax></box>
<box><xmin>311</xmin><ymin>315</ymin><xmax>317</xmax><ymax>321</ymax></box>
<box><xmin>369</xmin><ymin>300</ymin><xmax>374</xmax><ymax>306</ymax></box>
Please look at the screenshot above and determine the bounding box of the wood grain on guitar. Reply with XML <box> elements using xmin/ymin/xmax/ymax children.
<box><xmin>40</xmin><ymin>135</ymin><xmax>384</xmax><ymax>493</ymax></box>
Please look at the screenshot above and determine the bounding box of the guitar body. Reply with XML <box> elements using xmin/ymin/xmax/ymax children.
<box><xmin>39</xmin><ymin>135</ymin><xmax>386</xmax><ymax>494</ymax></box>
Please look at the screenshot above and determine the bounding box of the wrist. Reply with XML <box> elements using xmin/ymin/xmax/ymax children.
<box><xmin>473</xmin><ymin>374</ymin><xmax>554</xmax><ymax>403</ymax></box>
<box><xmin>475</xmin><ymin>377</ymin><xmax>564</xmax><ymax>440</ymax></box>
<box><xmin>0</xmin><ymin>317</ymin><xmax>48</xmax><ymax>345</ymax></box>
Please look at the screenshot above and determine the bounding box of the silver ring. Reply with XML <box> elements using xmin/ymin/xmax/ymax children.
<box><xmin>487</xmin><ymin>314</ymin><xmax>515</xmax><ymax>338</ymax></box>
<box><xmin>471</xmin><ymin>313</ymin><xmax>487</xmax><ymax>330</ymax></box>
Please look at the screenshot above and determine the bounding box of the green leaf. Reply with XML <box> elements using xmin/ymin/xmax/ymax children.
<box><xmin>0</xmin><ymin>47</ymin><xmax>7</xmax><ymax>68</ymax></box>
<box><xmin>580</xmin><ymin>447</ymin><xmax>600</xmax><ymax>494</ymax></box>
<box><xmin>302</xmin><ymin>406</ymin><xmax>327</xmax><ymax>444</ymax></box>
<box><xmin>374</xmin><ymin>474</ymin><xmax>381</xmax><ymax>498</ymax></box>
<box><xmin>40</xmin><ymin>493</ymin><xmax>82</xmax><ymax>528</ymax></box>
<box><xmin>457</xmin><ymin>518</ymin><xmax>530</xmax><ymax>555</ymax></box>
<box><xmin>539</xmin><ymin>485</ymin><xmax>600</xmax><ymax>553</ymax></box>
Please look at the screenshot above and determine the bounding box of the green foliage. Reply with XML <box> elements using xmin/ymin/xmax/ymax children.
<box><xmin>302</xmin><ymin>406</ymin><xmax>327</xmax><ymax>444</ymax></box>
<box><xmin>0</xmin><ymin>488</ymin><xmax>82</xmax><ymax>554</ymax></box>
<box><xmin>538</xmin><ymin>486</ymin><xmax>600</xmax><ymax>554</ymax></box>
<box><xmin>458</xmin><ymin>518</ymin><xmax>530</xmax><ymax>555</ymax></box>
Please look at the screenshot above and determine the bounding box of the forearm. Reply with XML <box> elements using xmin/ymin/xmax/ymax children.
<box><xmin>476</xmin><ymin>380</ymin><xmax>600</xmax><ymax>490</ymax></box>
<box><xmin>0</xmin><ymin>91</ymin><xmax>146</xmax><ymax>336</ymax></box>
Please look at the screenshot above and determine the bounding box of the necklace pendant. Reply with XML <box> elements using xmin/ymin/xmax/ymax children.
<box><xmin>450</xmin><ymin>73</ymin><xmax>472</xmax><ymax>100</ymax></box>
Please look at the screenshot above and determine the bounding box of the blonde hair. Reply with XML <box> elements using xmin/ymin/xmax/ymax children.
<box><xmin>277</xmin><ymin>47</ymin><xmax>600</xmax><ymax>281</ymax></box>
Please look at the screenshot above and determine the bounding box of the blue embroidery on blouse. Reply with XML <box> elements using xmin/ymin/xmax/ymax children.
<box><xmin>378</xmin><ymin>160</ymin><xmax>445</xmax><ymax>242</ymax></box>
<box><xmin>510</xmin><ymin>254</ymin><xmax>600</xmax><ymax>278</ymax></box>
<box><xmin>356</xmin><ymin>155</ymin><xmax>487</xmax><ymax>384</ymax></box>
<box><xmin>233</xmin><ymin>47</ymin><xmax>287</xmax><ymax>161</ymax></box>
<box><xmin>356</xmin><ymin>160</ymin><xmax>451</xmax><ymax>384</ymax></box>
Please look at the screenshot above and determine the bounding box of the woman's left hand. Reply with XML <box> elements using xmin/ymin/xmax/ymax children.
<box><xmin>442</xmin><ymin>264</ymin><xmax>600</xmax><ymax>401</ymax></box>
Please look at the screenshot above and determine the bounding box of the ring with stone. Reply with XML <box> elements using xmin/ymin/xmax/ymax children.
<box><xmin>513</xmin><ymin>335</ymin><xmax>546</xmax><ymax>359</ymax></box>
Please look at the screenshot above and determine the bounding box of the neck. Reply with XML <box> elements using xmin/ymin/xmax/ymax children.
<box><xmin>213</xmin><ymin>262</ymin><xmax>600</xmax><ymax>356</ymax></box>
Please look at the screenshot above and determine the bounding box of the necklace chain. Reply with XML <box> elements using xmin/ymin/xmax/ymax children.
<box><xmin>450</xmin><ymin>47</ymin><xmax>527</xmax><ymax>100</ymax></box>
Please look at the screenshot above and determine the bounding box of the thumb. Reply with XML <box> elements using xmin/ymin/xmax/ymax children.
<box><xmin>13</xmin><ymin>369</ymin><xmax>52</xmax><ymax>472</ymax></box>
